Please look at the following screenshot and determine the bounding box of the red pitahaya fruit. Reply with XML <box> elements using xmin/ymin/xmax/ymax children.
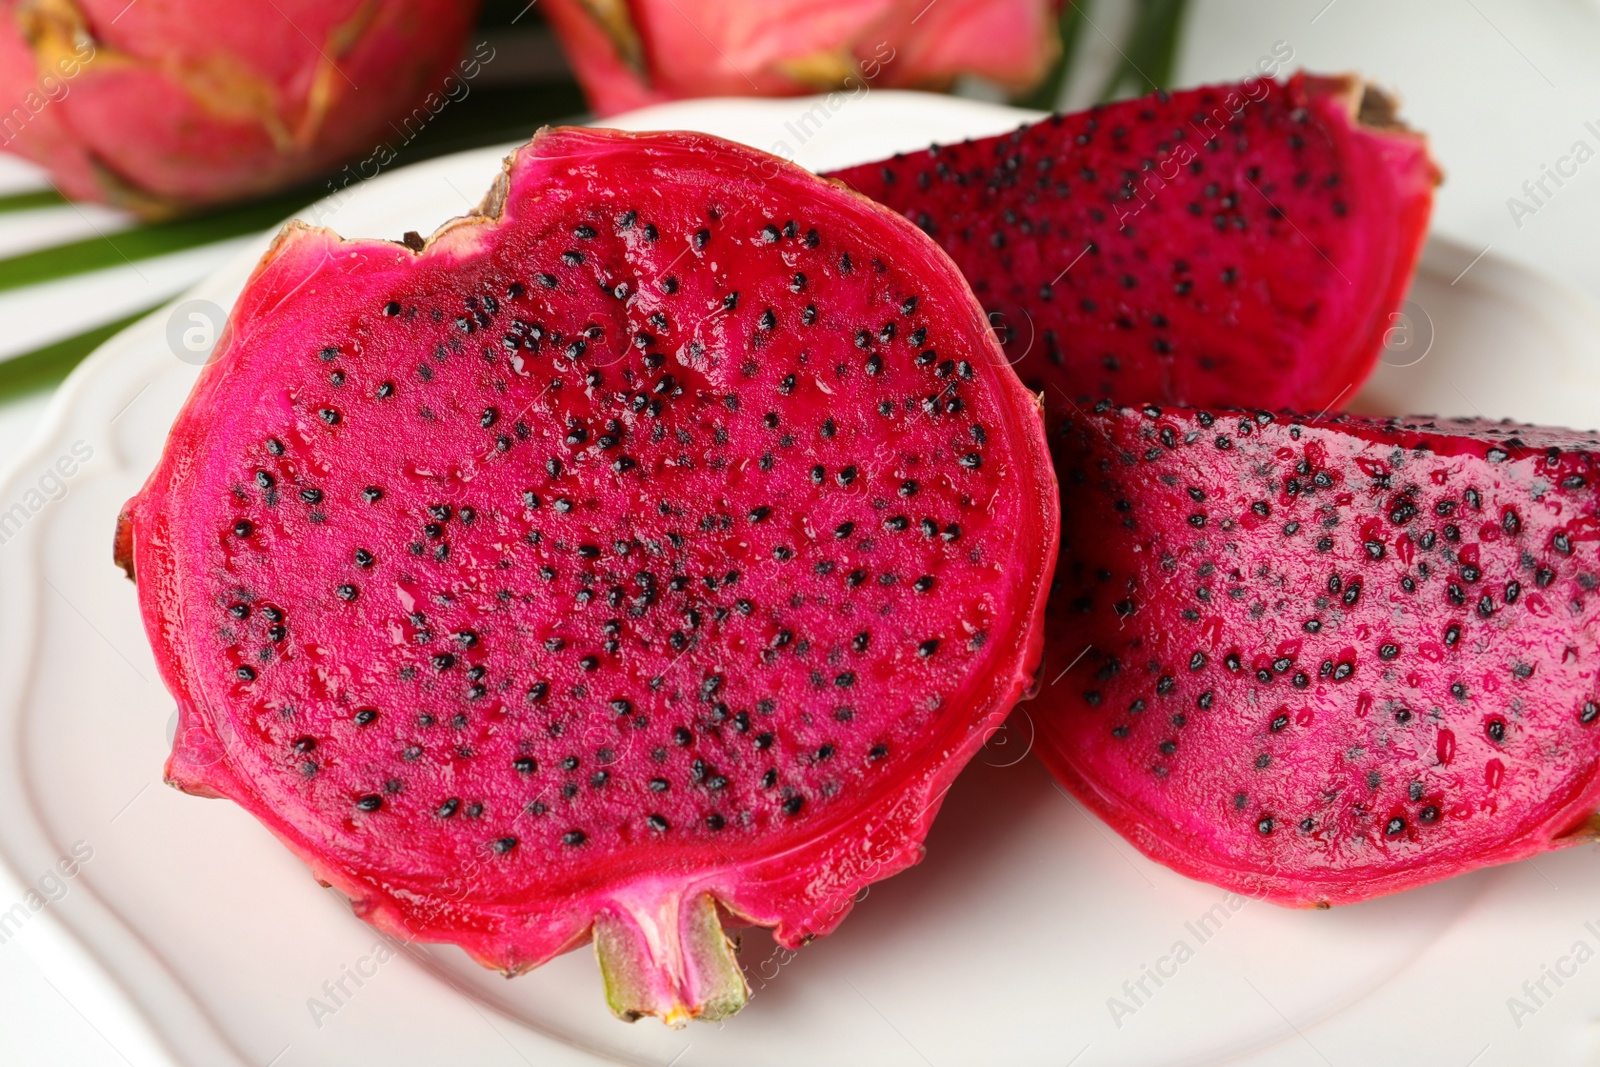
<box><xmin>827</xmin><ymin>73</ymin><xmax>1440</xmax><ymax>413</ymax></box>
<box><xmin>114</xmin><ymin>127</ymin><xmax>1058</xmax><ymax>1024</ymax></box>
<box><xmin>540</xmin><ymin>0</ymin><xmax>1060</xmax><ymax>117</ymax></box>
<box><xmin>1034</xmin><ymin>404</ymin><xmax>1600</xmax><ymax>906</ymax></box>
<box><xmin>0</xmin><ymin>0</ymin><xmax>481</xmax><ymax>217</ymax></box>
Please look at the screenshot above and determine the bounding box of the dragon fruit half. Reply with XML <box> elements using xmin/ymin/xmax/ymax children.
<box><xmin>1035</xmin><ymin>404</ymin><xmax>1600</xmax><ymax>906</ymax></box>
<box><xmin>0</xmin><ymin>0</ymin><xmax>481</xmax><ymax>216</ymax></box>
<box><xmin>115</xmin><ymin>127</ymin><xmax>1058</xmax><ymax>1023</ymax></box>
<box><xmin>828</xmin><ymin>73</ymin><xmax>1440</xmax><ymax>414</ymax></box>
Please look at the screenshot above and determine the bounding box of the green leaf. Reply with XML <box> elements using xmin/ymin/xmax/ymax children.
<box><xmin>1017</xmin><ymin>0</ymin><xmax>1094</xmax><ymax>112</ymax></box>
<box><xmin>0</xmin><ymin>188</ymin><xmax>318</xmax><ymax>293</ymax></box>
<box><xmin>0</xmin><ymin>305</ymin><xmax>159</xmax><ymax>400</ymax></box>
<box><xmin>1098</xmin><ymin>0</ymin><xmax>1191</xmax><ymax>102</ymax></box>
<box><xmin>0</xmin><ymin>189</ymin><xmax>67</xmax><ymax>213</ymax></box>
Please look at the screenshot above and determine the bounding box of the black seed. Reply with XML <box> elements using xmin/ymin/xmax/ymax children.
<box><xmin>1385</xmin><ymin>816</ymin><xmax>1406</xmax><ymax>836</ymax></box>
<box><xmin>562</xmin><ymin>830</ymin><xmax>587</xmax><ymax>846</ymax></box>
<box><xmin>356</xmin><ymin>794</ymin><xmax>383</xmax><ymax>812</ymax></box>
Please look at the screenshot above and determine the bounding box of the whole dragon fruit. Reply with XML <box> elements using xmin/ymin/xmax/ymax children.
<box><xmin>0</xmin><ymin>0</ymin><xmax>481</xmax><ymax>216</ymax></box>
<box><xmin>115</xmin><ymin>127</ymin><xmax>1058</xmax><ymax>1023</ymax></box>
<box><xmin>828</xmin><ymin>73</ymin><xmax>1440</xmax><ymax>414</ymax></box>
<box><xmin>1035</xmin><ymin>404</ymin><xmax>1600</xmax><ymax>906</ymax></box>
<box><xmin>541</xmin><ymin>0</ymin><xmax>1060</xmax><ymax>117</ymax></box>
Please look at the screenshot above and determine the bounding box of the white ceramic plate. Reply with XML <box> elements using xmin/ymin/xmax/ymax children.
<box><xmin>4</xmin><ymin>91</ymin><xmax>1600</xmax><ymax>1067</ymax></box>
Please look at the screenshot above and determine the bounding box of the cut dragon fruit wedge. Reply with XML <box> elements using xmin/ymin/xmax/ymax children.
<box><xmin>828</xmin><ymin>73</ymin><xmax>1440</xmax><ymax>414</ymax></box>
<box><xmin>115</xmin><ymin>127</ymin><xmax>1058</xmax><ymax>1023</ymax></box>
<box><xmin>1035</xmin><ymin>405</ymin><xmax>1600</xmax><ymax>906</ymax></box>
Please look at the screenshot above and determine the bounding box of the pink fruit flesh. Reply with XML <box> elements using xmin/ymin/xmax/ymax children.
<box><xmin>1035</xmin><ymin>406</ymin><xmax>1600</xmax><ymax>906</ymax></box>
<box><xmin>1</xmin><ymin>0</ymin><xmax>478</xmax><ymax>215</ymax></box>
<box><xmin>116</xmin><ymin>127</ymin><xmax>1058</xmax><ymax>1023</ymax></box>
<box><xmin>827</xmin><ymin>73</ymin><xmax>1440</xmax><ymax>414</ymax></box>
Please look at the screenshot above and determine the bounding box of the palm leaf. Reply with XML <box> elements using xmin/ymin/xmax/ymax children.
<box><xmin>0</xmin><ymin>305</ymin><xmax>160</xmax><ymax>400</ymax></box>
<box><xmin>1098</xmin><ymin>0</ymin><xmax>1191</xmax><ymax>101</ymax></box>
<box><xmin>1018</xmin><ymin>0</ymin><xmax>1094</xmax><ymax>111</ymax></box>
<box><xmin>0</xmin><ymin>190</ymin><xmax>66</xmax><ymax>213</ymax></box>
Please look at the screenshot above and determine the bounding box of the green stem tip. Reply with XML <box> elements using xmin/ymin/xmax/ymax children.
<box><xmin>593</xmin><ymin>891</ymin><xmax>749</xmax><ymax>1027</ymax></box>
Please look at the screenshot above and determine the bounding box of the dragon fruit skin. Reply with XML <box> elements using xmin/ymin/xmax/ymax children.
<box><xmin>0</xmin><ymin>0</ymin><xmax>480</xmax><ymax>216</ymax></box>
<box><xmin>827</xmin><ymin>74</ymin><xmax>1441</xmax><ymax>415</ymax></box>
<box><xmin>540</xmin><ymin>0</ymin><xmax>1059</xmax><ymax>118</ymax></box>
<box><xmin>115</xmin><ymin>127</ymin><xmax>1058</xmax><ymax>1022</ymax></box>
<box><xmin>1035</xmin><ymin>405</ymin><xmax>1600</xmax><ymax>906</ymax></box>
